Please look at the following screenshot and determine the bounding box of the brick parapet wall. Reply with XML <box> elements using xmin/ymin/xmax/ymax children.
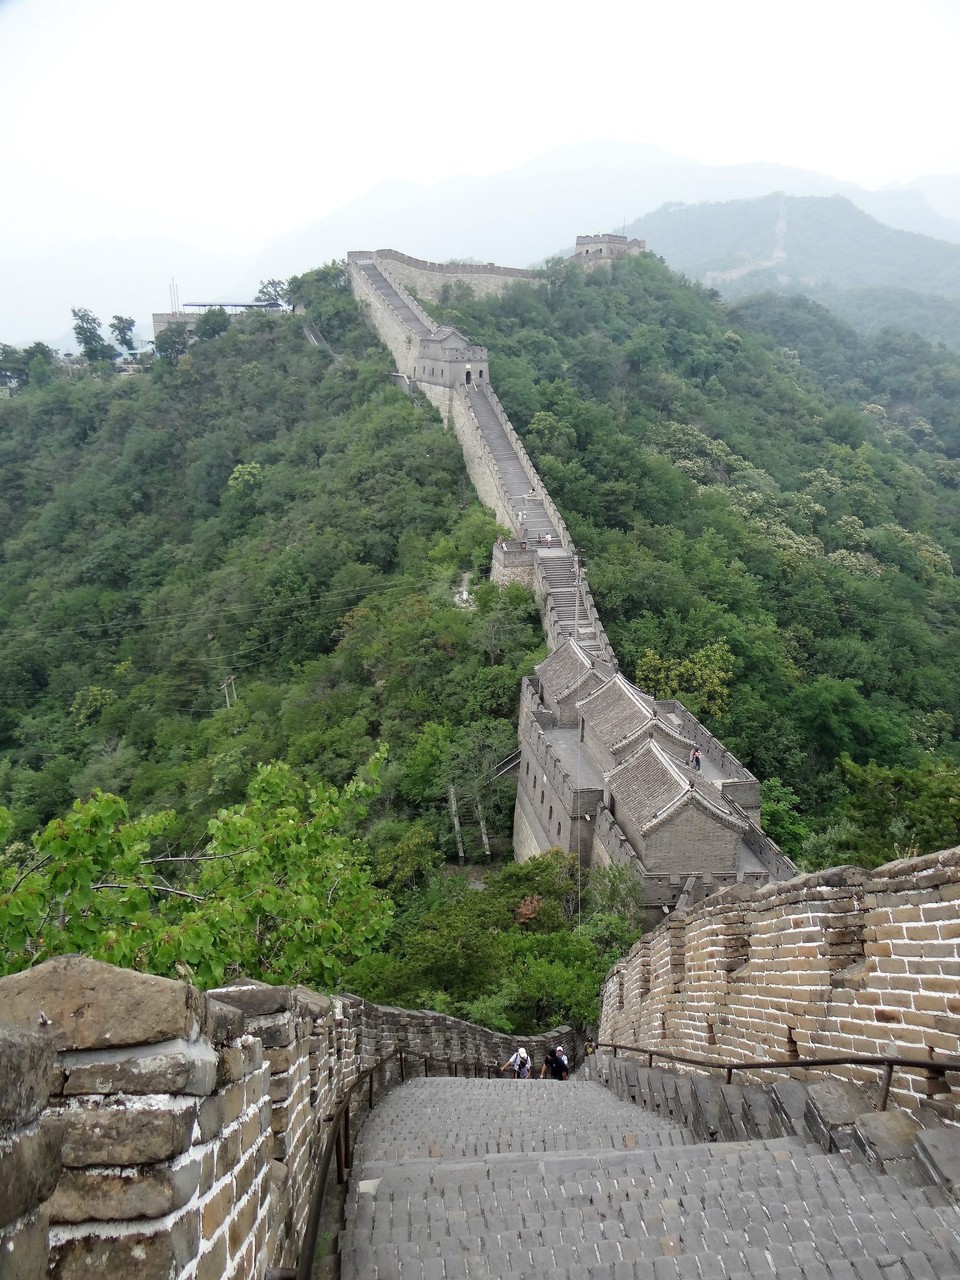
<box><xmin>370</xmin><ymin>249</ymin><xmax>541</xmax><ymax>302</ymax></box>
<box><xmin>0</xmin><ymin>958</ymin><xmax>574</xmax><ymax>1279</ymax></box>
<box><xmin>598</xmin><ymin>849</ymin><xmax>960</xmax><ymax>1113</ymax></box>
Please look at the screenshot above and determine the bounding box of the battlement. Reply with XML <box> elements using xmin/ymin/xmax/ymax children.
<box><xmin>599</xmin><ymin>845</ymin><xmax>960</xmax><ymax>1114</ymax></box>
<box><xmin>574</xmin><ymin>233</ymin><xmax>646</xmax><ymax>268</ymax></box>
<box><xmin>0</xmin><ymin>957</ymin><xmax>571</xmax><ymax>1279</ymax></box>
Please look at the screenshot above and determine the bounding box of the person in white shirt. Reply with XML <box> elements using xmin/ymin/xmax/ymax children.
<box><xmin>501</xmin><ymin>1046</ymin><xmax>531</xmax><ymax>1079</ymax></box>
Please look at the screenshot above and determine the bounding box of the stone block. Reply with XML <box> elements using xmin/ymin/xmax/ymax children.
<box><xmin>215</xmin><ymin>1126</ymin><xmax>241</xmax><ymax>1179</ymax></box>
<box><xmin>292</xmin><ymin>986</ymin><xmax>333</xmax><ymax>1019</ymax></box>
<box><xmin>197</xmin><ymin>1093</ymin><xmax>225</xmax><ymax>1143</ymax></box>
<box><xmin>0</xmin><ymin>1025</ymin><xmax>57</xmax><ymax>1136</ymax></box>
<box><xmin>804</xmin><ymin>1079</ymin><xmax>870</xmax><ymax>1151</ymax></box>
<box><xmin>218</xmin><ymin>1078</ymin><xmax>246</xmax><ymax>1128</ymax></box>
<box><xmin>853</xmin><ymin>1109</ymin><xmax>920</xmax><ymax>1168</ymax></box>
<box><xmin>205</xmin><ymin>999</ymin><xmax>245</xmax><ymax>1045</ymax></box>
<box><xmin>0</xmin><ymin>1124</ymin><xmax>62</xmax><ymax>1231</ymax></box>
<box><xmin>57</xmin><ymin>1097</ymin><xmax>197</xmax><ymax>1167</ymax></box>
<box><xmin>201</xmin><ymin>1179</ymin><xmax>233</xmax><ymax>1240</ymax></box>
<box><xmin>49</xmin><ymin>1154</ymin><xmax>201</xmax><ymax>1222</ymax></box>
<box><xmin>0</xmin><ymin>1208</ymin><xmax>50</xmax><ymax>1280</ymax></box>
<box><xmin>217</xmin><ymin>1044</ymin><xmax>246</xmax><ymax>1087</ymax></box>
<box><xmin>49</xmin><ymin>1211</ymin><xmax>198</xmax><ymax>1280</ymax></box>
<box><xmin>207</xmin><ymin>980</ymin><xmax>293</xmax><ymax>1018</ymax></box>
<box><xmin>242</xmin><ymin>1038</ymin><xmax>264</xmax><ymax>1073</ymax></box>
<box><xmin>915</xmin><ymin>1125</ymin><xmax>960</xmax><ymax>1193</ymax></box>
<box><xmin>196</xmin><ymin>1232</ymin><xmax>227</xmax><ymax>1280</ymax></box>
<box><xmin>247</xmin><ymin>1012</ymin><xmax>295</xmax><ymax>1049</ymax></box>
<box><xmin>60</xmin><ymin>1038</ymin><xmax>217</xmax><ymax>1098</ymax></box>
<box><xmin>0</xmin><ymin>957</ymin><xmax>206</xmax><ymax>1051</ymax></box>
<box><xmin>227</xmin><ymin>1188</ymin><xmax>258</xmax><ymax>1257</ymax></box>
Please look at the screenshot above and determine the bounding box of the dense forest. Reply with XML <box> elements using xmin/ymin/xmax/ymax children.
<box><xmin>424</xmin><ymin>253</ymin><xmax>960</xmax><ymax>868</ymax></box>
<box><xmin>5</xmin><ymin>251</ymin><xmax>960</xmax><ymax>1029</ymax></box>
<box><xmin>0</xmin><ymin>267</ymin><xmax>637</xmax><ymax>1032</ymax></box>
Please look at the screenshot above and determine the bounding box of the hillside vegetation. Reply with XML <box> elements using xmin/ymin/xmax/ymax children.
<box><xmin>6</xmin><ymin>252</ymin><xmax>960</xmax><ymax>1022</ymax></box>
<box><xmin>0</xmin><ymin>268</ymin><xmax>641</xmax><ymax>1031</ymax></box>
<box><xmin>427</xmin><ymin>253</ymin><xmax>960</xmax><ymax>866</ymax></box>
<box><xmin>627</xmin><ymin>194</ymin><xmax>960</xmax><ymax>348</ymax></box>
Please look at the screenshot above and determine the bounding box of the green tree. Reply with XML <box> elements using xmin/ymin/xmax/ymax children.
<box><xmin>635</xmin><ymin>639</ymin><xmax>734</xmax><ymax>718</ymax></box>
<box><xmin>71</xmin><ymin>307</ymin><xmax>117</xmax><ymax>363</ymax></box>
<box><xmin>109</xmin><ymin>315</ymin><xmax>137</xmax><ymax>353</ymax></box>
<box><xmin>255</xmin><ymin>279</ymin><xmax>288</xmax><ymax>305</ymax></box>
<box><xmin>759</xmin><ymin>777</ymin><xmax>810</xmax><ymax>860</ymax></box>
<box><xmin>194</xmin><ymin>307</ymin><xmax>231</xmax><ymax>341</ymax></box>
<box><xmin>153</xmin><ymin>322</ymin><xmax>189</xmax><ymax>364</ymax></box>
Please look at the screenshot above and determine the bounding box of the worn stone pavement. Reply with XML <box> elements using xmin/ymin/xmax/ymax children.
<box><xmin>339</xmin><ymin>1077</ymin><xmax>960</xmax><ymax>1279</ymax></box>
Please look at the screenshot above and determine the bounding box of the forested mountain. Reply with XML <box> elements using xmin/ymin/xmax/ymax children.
<box><xmin>0</xmin><ymin>269</ymin><xmax>644</xmax><ymax>1030</ymax></box>
<box><xmin>5</xmin><ymin>251</ymin><xmax>960</xmax><ymax>1025</ymax></box>
<box><xmin>426</xmin><ymin>253</ymin><xmax>960</xmax><ymax>867</ymax></box>
<box><xmin>626</xmin><ymin>195</ymin><xmax>960</xmax><ymax>348</ymax></box>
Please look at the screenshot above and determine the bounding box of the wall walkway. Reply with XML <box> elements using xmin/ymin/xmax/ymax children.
<box><xmin>0</xmin><ymin>956</ymin><xmax>571</xmax><ymax>1280</ymax></box>
<box><xmin>347</xmin><ymin>250</ymin><xmax>616</xmax><ymax>664</ymax></box>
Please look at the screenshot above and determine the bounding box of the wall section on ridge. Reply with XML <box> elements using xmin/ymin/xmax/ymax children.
<box><xmin>371</xmin><ymin>249</ymin><xmax>542</xmax><ymax>301</ymax></box>
<box><xmin>599</xmin><ymin>847</ymin><xmax>960</xmax><ymax>1113</ymax></box>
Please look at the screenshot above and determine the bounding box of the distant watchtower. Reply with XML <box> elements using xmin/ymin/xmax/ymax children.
<box><xmin>573</xmin><ymin>233</ymin><xmax>646</xmax><ymax>270</ymax></box>
<box><xmin>415</xmin><ymin>326</ymin><xmax>488</xmax><ymax>388</ymax></box>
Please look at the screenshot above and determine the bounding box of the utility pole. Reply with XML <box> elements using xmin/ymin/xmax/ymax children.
<box><xmin>220</xmin><ymin>675</ymin><xmax>237</xmax><ymax>708</ymax></box>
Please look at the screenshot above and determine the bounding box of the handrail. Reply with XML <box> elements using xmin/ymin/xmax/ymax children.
<box><xmin>265</xmin><ymin>1048</ymin><xmax>496</xmax><ymax>1280</ymax></box>
<box><xmin>596</xmin><ymin>1040</ymin><xmax>960</xmax><ymax>1112</ymax></box>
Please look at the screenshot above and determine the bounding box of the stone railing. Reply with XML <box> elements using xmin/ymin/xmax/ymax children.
<box><xmin>0</xmin><ymin>956</ymin><xmax>572</xmax><ymax>1280</ymax></box>
<box><xmin>598</xmin><ymin>847</ymin><xmax>960</xmax><ymax>1114</ymax></box>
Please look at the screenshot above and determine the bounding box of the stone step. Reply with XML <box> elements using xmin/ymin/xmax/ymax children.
<box><xmin>340</xmin><ymin>1078</ymin><xmax>960</xmax><ymax>1279</ymax></box>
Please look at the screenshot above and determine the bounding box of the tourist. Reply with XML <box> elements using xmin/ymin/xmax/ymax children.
<box><xmin>540</xmin><ymin>1045</ymin><xmax>569</xmax><ymax>1081</ymax></box>
<box><xmin>501</xmin><ymin>1046</ymin><xmax>531</xmax><ymax>1079</ymax></box>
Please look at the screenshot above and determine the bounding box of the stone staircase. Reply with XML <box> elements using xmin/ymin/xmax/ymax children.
<box><xmin>359</xmin><ymin>262</ymin><xmax>433</xmax><ymax>339</ymax></box>
<box><xmin>464</xmin><ymin>385</ymin><xmax>553</xmax><ymax>536</ymax></box>
<box><xmin>339</xmin><ymin>1072</ymin><xmax>960</xmax><ymax>1279</ymax></box>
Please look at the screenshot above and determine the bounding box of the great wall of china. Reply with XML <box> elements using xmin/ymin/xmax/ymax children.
<box><xmin>3</xmin><ymin>240</ymin><xmax>960</xmax><ymax>1279</ymax></box>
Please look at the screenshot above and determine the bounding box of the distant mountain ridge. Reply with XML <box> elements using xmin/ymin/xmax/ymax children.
<box><xmin>625</xmin><ymin>194</ymin><xmax>960</xmax><ymax>348</ymax></box>
<box><xmin>8</xmin><ymin>140</ymin><xmax>960</xmax><ymax>345</ymax></box>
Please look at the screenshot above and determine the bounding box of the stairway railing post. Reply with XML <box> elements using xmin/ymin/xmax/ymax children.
<box><xmin>879</xmin><ymin>1062</ymin><xmax>894</xmax><ymax>1111</ymax></box>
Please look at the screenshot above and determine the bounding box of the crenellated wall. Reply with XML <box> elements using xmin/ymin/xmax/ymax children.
<box><xmin>0</xmin><ymin>957</ymin><xmax>573</xmax><ymax>1280</ymax></box>
<box><xmin>599</xmin><ymin>847</ymin><xmax>960</xmax><ymax>1114</ymax></box>
<box><xmin>369</xmin><ymin>249</ymin><xmax>541</xmax><ymax>301</ymax></box>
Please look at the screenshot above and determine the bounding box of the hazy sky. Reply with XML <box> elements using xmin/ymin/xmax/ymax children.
<box><xmin>2</xmin><ymin>0</ymin><xmax>959</xmax><ymax>340</ymax></box>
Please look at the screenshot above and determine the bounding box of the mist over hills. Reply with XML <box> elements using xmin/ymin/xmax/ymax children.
<box><xmin>9</xmin><ymin>140</ymin><xmax>960</xmax><ymax>347</ymax></box>
<box><xmin>626</xmin><ymin>194</ymin><xmax>960</xmax><ymax>348</ymax></box>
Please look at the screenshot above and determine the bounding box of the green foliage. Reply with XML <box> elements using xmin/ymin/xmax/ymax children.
<box><xmin>342</xmin><ymin>851</ymin><xmax>643</xmax><ymax>1034</ymax></box>
<box><xmin>800</xmin><ymin>756</ymin><xmax>960</xmax><ymax>870</ymax></box>
<box><xmin>0</xmin><ymin>756</ymin><xmax>391</xmax><ymax>987</ymax></box>
<box><xmin>193</xmin><ymin>307</ymin><xmax>231</xmax><ymax>341</ymax></box>
<box><xmin>0</xmin><ymin>265</ymin><xmax>541</xmax><ymax>872</ymax></box>
<box><xmin>109</xmin><ymin>316</ymin><xmax>137</xmax><ymax>353</ymax></box>
<box><xmin>255</xmin><ymin>280</ymin><xmax>289</xmax><ymax>305</ymax></box>
<box><xmin>153</xmin><ymin>322</ymin><xmax>189</xmax><ymax>363</ymax></box>
<box><xmin>635</xmin><ymin>639</ymin><xmax>734</xmax><ymax>718</ymax></box>
<box><xmin>71</xmin><ymin>307</ymin><xmax>117</xmax><ymax>363</ymax></box>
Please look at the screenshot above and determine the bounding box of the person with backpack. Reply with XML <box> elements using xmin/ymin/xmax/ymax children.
<box><xmin>501</xmin><ymin>1046</ymin><xmax>531</xmax><ymax>1079</ymax></box>
<box><xmin>540</xmin><ymin>1045</ymin><xmax>569</xmax><ymax>1081</ymax></box>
